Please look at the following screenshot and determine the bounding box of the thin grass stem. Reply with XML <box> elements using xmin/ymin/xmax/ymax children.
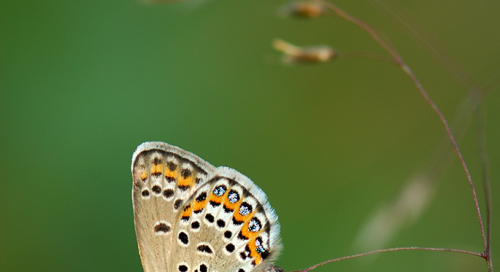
<box><xmin>315</xmin><ymin>0</ymin><xmax>487</xmax><ymax>252</ymax></box>
<box><xmin>289</xmin><ymin>247</ymin><xmax>484</xmax><ymax>272</ymax></box>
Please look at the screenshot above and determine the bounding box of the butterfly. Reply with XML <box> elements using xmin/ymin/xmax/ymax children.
<box><xmin>131</xmin><ymin>142</ymin><xmax>283</xmax><ymax>272</ymax></box>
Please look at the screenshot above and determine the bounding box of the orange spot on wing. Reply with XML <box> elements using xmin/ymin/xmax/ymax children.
<box><xmin>209</xmin><ymin>194</ymin><xmax>223</xmax><ymax>205</ymax></box>
<box><xmin>247</xmin><ymin>235</ymin><xmax>264</xmax><ymax>251</ymax></box>
<box><xmin>165</xmin><ymin>168</ymin><xmax>178</xmax><ymax>180</ymax></box>
<box><xmin>140</xmin><ymin>171</ymin><xmax>148</xmax><ymax>180</ymax></box>
<box><xmin>150</xmin><ymin>163</ymin><xmax>163</xmax><ymax>175</ymax></box>
<box><xmin>209</xmin><ymin>187</ymin><xmax>227</xmax><ymax>205</ymax></box>
<box><xmin>223</xmin><ymin>196</ymin><xmax>241</xmax><ymax>211</ymax></box>
<box><xmin>156</xmin><ymin>164</ymin><xmax>163</xmax><ymax>174</ymax></box>
<box><xmin>239</xmin><ymin>214</ymin><xmax>260</xmax><ymax>239</ymax></box>
<box><xmin>192</xmin><ymin>197</ymin><xmax>207</xmax><ymax>212</ymax></box>
<box><xmin>178</xmin><ymin>176</ymin><xmax>193</xmax><ymax>187</ymax></box>
<box><xmin>181</xmin><ymin>205</ymin><xmax>192</xmax><ymax>219</ymax></box>
<box><xmin>233</xmin><ymin>209</ymin><xmax>254</xmax><ymax>223</ymax></box>
<box><xmin>250</xmin><ymin>252</ymin><xmax>262</xmax><ymax>265</ymax></box>
<box><xmin>247</xmin><ymin>235</ymin><xmax>265</xmax><ymax>265</ymax></box>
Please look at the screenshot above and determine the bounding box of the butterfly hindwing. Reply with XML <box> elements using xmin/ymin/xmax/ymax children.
<box><xmin>169</xmin><ymin>167</ymin><xmax>282</xmax><ymax>272</ymax></box>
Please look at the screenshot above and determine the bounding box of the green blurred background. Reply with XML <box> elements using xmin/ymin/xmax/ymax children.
<box><xmin>1</xmin><ymin>0</ymin><xmax>499</xmax><ymax>271</ymax></box>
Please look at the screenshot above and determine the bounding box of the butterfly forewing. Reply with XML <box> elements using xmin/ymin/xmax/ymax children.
<box><xmin>132</xmin><ymin>142</ymin><xmax>281</xmax><ymax>272</ymax></box>
<box><xmin>132</xmin><ymin>142</ymin><xmax>216</xmax><ymax>272</ymax></box>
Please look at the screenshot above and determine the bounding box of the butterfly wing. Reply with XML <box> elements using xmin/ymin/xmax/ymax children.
<box><xmin>132</xmin><ymin>142</ymin><xmax>282</xmax><ymax>272</ymax></box>
<box><xmin>168</xmin><ymin>167</ymin><xmax>282</xmax><ymax>272</ymax></box>
<box><xmin>132</xmin><ymin>142</ymin><xmax>216</xmax><ymax>272</ymax></box>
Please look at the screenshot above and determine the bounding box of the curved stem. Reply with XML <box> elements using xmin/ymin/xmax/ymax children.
<box><xmin>289</xmin><ymin>247</ymin><xmax>484</xmax><ymax>272</ymax></box>
<box><xmin>316</xmin><ymin>0</ymin><xmax>487</xmax><ymax>251</ymax></box>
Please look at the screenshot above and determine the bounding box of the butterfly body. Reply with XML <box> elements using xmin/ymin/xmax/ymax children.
<box><xmin>132</xmin><ymin>142</ymin><xmax>282</xmax><ymax>272</ymax></box>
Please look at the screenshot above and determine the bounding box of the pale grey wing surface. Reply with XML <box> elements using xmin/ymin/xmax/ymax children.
<box><xmin>168</xmin><ymin>167</ymin><xmax>282</xmax><ymax>272</ymax></box>
<box><xmin>132</xmin><ymin>142</ymin><xmax>217</xmax><ymax>272</ymax></box>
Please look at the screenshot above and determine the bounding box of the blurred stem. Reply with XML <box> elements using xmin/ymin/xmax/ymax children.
<box><xmin>315</xmin><ymin>0</ymin><xmax>488</xmax><ymax>255</ymax></box>
<box><xmin>369</xmin><ymin>1</ymin><xmax>498</xmax><ymax>270</ymax></box>
<box><xmin>289</xmin><ymin>247</ymin><xmax>484</xmax><ymax>272</ymax></box>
